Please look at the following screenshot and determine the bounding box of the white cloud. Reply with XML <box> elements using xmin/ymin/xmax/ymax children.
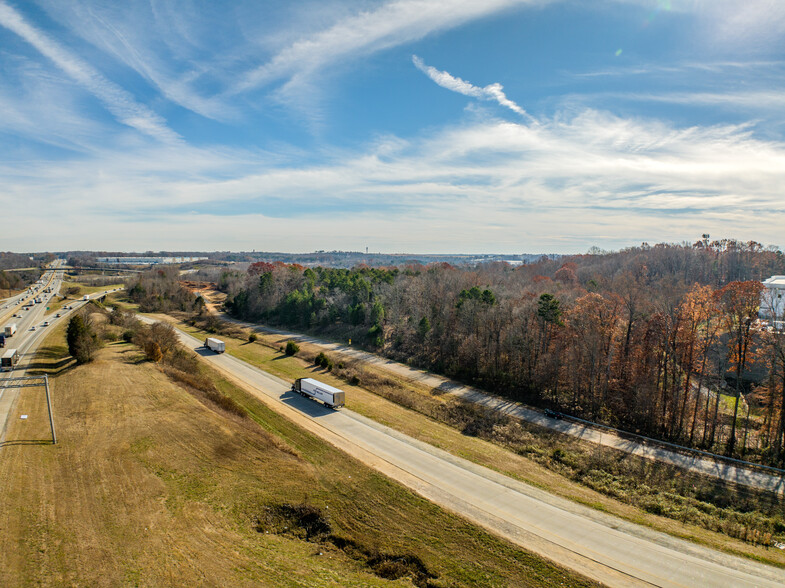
<box><xmin>31</xmin><ymin>0</ymin><xmax>238</xmax><ymax>122</ymax></box>
<box><xmin>231</xmin><ymin>0</ymin><xmax>544</xmax><ymax>94</ymax></box>
<box><xmin>2</xmin><ymin>104</ymin><xmax>784</xmax><ymax>252</ymax></box>
<box><xmin>412</xmin><ymin>55</ymin><xmax>536</xmax><ymax>122</ymax></box>
<box><xmin>0</xmin><ymin>1</ymin><xmax>180</xmax><ymax>143</ymax></box>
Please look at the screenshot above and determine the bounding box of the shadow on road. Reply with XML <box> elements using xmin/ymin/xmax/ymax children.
<box><xmin>431</xmin><ymin>382</ymin><xmax>462</xmax><ymax>396</ymax></box>
<box><xmin>280</xmin><ymin>389</ymin><xmax>335</xmax><ymax>418</ymax></box>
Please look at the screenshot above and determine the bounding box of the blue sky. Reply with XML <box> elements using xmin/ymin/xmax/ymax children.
<box><xmin>1</xmin><ymin>0</ymin><xmax>784</xmax><ymax>254</ymax></box>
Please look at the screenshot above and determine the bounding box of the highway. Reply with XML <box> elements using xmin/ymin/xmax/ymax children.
<box><xmin>215</xmin><ymin>319</ymin><xmax>785</xmax><ymax>495</ymax></box>
<box><xmin>0</xmin><ymin>261</ymin><xmax>114</xmax><ymax>444</ymax></box>
<box><xmin>146</xmin><ymin>316</ymin><xmax>785</xmax><ymax>588</ymax></box>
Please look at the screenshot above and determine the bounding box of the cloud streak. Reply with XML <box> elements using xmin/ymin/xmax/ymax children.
<box><xmin>0</xmin><ymin>1</ymin><xmax>180</xmax><ymax>143</ymax></box>
<box><xmin>231</xmin><ymin>0</ymin><xmax>543</xmax><ymax>95</ymax></box>
<box><xmin>412</xmin><ymin>55</ymin><xmax>536</xmax><ymax>122</ymax></box>
<box><xmin>3</xmin><ymin>104</ymin><xmax>784</xmax><ymax>252</ymax></box>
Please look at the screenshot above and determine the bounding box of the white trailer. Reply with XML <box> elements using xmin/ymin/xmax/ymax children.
<box><xmin>204</xmin><ymin>337</ymin><xmax>225</xmax><ymax>353</ymax></box>
<box><xmin>82</xmin><ymin>295</ymin><xmax>90</xmax><ymax>301</ymax></box>
<box><xmin>4</xmin><ymin>323</ymin><xmax>16</xmax><ymax>337</ymax></box>
<box><xmin>1</xmin><ymin>348</ymin><xmax>20</xmax><ymax>370</ymax></box>
<box><xmin>292</xmin><ymin>378</ymin><xmax>345</xmax><ymax>409</ymax></box>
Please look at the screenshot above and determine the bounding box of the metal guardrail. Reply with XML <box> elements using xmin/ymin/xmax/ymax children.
<box><xmin>558</xmin><ymin>412</ymin><xmax>785</xmax><ymax>478</ymax></box>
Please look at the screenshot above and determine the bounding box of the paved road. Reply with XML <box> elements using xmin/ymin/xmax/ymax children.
<box><xmin>0</xmin><ymin>264</ymin><xmax>115</xmax><ymax>444</ymax></box>
<box><xmin>0</xmin><ymin>264</ymin><xmax>65</xmax><ymax>444</ymax></box>
<box><xmin>224</xmin><ymin>320</ymin><xmax>785</xmax><ymax>496</ymax></box>
<box><xmin>144</xmin><ymin>316</ymin><xmax>785</xmax><ymax>588</ymax></box>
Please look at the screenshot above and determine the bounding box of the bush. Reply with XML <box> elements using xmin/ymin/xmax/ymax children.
<box><xmin>148</xmin><ymin>342</ymin><xmax>163</xmax><ymax>363</ymax></box>
<box><xmin>285</xmin><ymin>340</ymin><xmax>300</xmax><ymax>356</ymax></box>
<box><xmin>248</xmin><ymin>332</ymin><xmax>258</xmax><ymax>343</ymax></box>
<box><xmin>122</xmin><ymin>330</ymin><xmax>135</xmax><ymax>343</ymax></box>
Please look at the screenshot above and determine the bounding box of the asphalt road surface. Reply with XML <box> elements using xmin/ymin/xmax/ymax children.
<box><xmin>226</xmin><ymin>320</ymin><xmax>785</xmax><ymax>496</ymax></box>
<box><xmin>0</xmin><ymin>265</ymin><xmax>117</xmax><ymax>445</ymax></box>
<box><xmin>145</xmin><ymin>317</ymin><xmax>785</xmax><ymax>588</ymax></box>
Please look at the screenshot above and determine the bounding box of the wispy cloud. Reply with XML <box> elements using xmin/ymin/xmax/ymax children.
<box><xmin>3</xmin><ymin>104</ymin><xmax>784</xmax><ymax>252</ymax></box>
<box><xmin>31</xmin><ymin>0</ymin><xmax>237</xmax><ymax>122</ymax></box>
<box><xmin>231</xmin><ymin>0</ymin><xmax>543</xmax><ymax>95</ymax></box>
<box><xmin>0</xmin><ymin>1</ymin><xmax>180</xmax><ymax>143</ymax></box>
<box><xmin>412</xmin><ymin>55</ymin><xmax>536</xmax><ymax>122</ymax></box>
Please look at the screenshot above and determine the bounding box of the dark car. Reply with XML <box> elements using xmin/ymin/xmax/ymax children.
<box><xmin>544</xmin><ymin>409</ymin><xmax>563</xmax><ymax>420</ymax></box>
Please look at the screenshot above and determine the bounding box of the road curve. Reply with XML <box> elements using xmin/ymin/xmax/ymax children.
<box><xmin>143</xmin><ymin>316</ymin><xmax>785</xmax><ymax>588</ymax></box>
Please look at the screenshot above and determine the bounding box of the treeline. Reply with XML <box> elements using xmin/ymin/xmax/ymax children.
<box><xmin>0</xmin><ymin>252</ymin><xmax>41</xmax><ymax>293</ymax></box>
<box><xmin>0</xmin><ymin>269</ymin><xmax>35</xmax><ymax>292</ymax></box>
<box><xmin>220</xmin><ymin>240</ymin><xmax>785</xmax><ymax>465</ymax></box>
<box><xmin>126</xmin><ymin>267</ymin><xmax>202</xmax><ymax>313</ymax></box>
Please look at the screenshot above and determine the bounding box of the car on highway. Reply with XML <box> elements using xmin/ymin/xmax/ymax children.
<box><xmin>544</xmin><ymin>409</ymin><xmax>563</xmax><ymax>419</ymax></box>
<box><xmin>30</xmin><ymin>326</ymin><xmax>35</xmax><ymax>331</ymax></box>
<box><xmin>42</xmin><ymin>321</ymin><xmax>49</xmax><ymax>327</ymax></box>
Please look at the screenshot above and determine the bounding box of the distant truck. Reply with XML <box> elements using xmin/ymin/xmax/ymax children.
<box><xmin>82</xmin><ymin>295</ymin><xmax>90</xmax><ymax>301</ymax></box>
<box><xmin>1</xmin><ymin>348</ymin><xmax>20</xmax><ymax>371</ymax></box>
<box><xmin>204</xmin><ymin>337</ymin><xmax>225</xmax><ymax>353</ymax></box>
<box><xmin>291</xmin><ymin>378</ymin><xmax>345</xmax><ymax>409</ymax></box>
<box><xmin>4</xmin><ymin>324</ymin><xmax>16</xmax><ymax>337</ymax></box>
<box><xmin>0</xmin><ymin>334</ymin><xmax>5</xmax><ymax>348</ymax></box>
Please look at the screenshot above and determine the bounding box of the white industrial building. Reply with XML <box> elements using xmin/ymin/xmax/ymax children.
<box><xmin>95</xmin><ymin>256</ymin><xmax>208</xmax><ymax>265</ymax></box>
<box><xmin>761</xmin><ymin>275</ymin><xmax>785</xmax><ymax>320</ymax></box>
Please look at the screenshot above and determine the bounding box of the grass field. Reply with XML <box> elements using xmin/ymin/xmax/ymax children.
<box><xmin>0</xmin><ymin>320</ymin><xmax>598</xmax><ymax>587</ymax></box>
<box><xmin>127</xmin><ymin>305</ymin><xmax>785</xmax><ymax>569</ymax></box>
<box><xmin>44</xmin><ymin>281</ymin><xmax>124</xmax><ymax>315</ymax></box>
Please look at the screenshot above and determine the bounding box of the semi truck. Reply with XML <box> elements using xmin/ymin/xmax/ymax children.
<box><xmin>291</xmin><ymin>378</ymin><xmax>345</xmax><ymax>409</ymax></box>
<box><xmin>204</xmin><ymin>337</ymin><xmax>225</xmax><ymax>353</ymax></box>
<box><xmin>4</xmin><ymin>324</ymin><xmax>16</xmax><ymax>337</ymax></box>
<box><xmin>0</xmin><ymin>334</ymin><xmax>5</xmax><ymax>348</ymax></box>
<box><xmin>1</xmin><ymin>348</ymin><xmax>20</xmax><ymax>371</ymax></box>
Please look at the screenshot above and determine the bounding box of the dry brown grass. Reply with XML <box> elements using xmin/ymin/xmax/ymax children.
<box><xmin>144</xmin><ymin>312</ymin><xmax>785</xmax><ymax>569</ymax></box>
<box><xmin>0</xmin><ymin>321</ymin><xmax>600</xmax><ymax>587</ymax></box>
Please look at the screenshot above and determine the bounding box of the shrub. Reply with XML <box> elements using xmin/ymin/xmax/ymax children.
<box><xmin>148</xmin><ymin>342</ymin><xmax>163</xmax><ymax>363</ymax></box>
<box><xmin>285</xmin><ymin>340</ymin><xmax>300</xmax><ymax>356</ymax></box>
<box><xmin>102</xmin><ymin>330</ymin><xmax>119</xmax><ymax>342</ymax></box>
<box><xmin>122</xmin><ymin>330</ymin><xmax>135</xmax><ymax>343</ymax></box>
<box><xmin>248</xmin><ymin>332</ymin><xmax>258</xmax><ymax>343</ymax></box>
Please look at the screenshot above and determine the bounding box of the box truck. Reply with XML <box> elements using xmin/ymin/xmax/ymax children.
<box><xmin>204</xmin><ymin>337</ymin><xmax>225</xmax><ymax>353</ymax></box>
<box><xmin>1</xmin><ymin>348</ymin><xmax>20</xmax><ymax>370</ymax></box>
<box><xmin>4</xmin><ymin>324</ymin><xmax>16</xmax><ymax>337</ymax></box>
<box><xmin>291</xmin><ymin>378</ymin><xmax>345</xmax><ymax>409</ymax></box>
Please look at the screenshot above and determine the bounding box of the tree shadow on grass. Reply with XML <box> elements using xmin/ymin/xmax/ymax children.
<box><xmin>25</xmin><ymin>356</ymin><xmax>78</xmax><ymax>377</ymax></box>
<box><xmin>0</xmin><ymin>439</ymin><xmax>53</xmax><ymax>448</ymax></box>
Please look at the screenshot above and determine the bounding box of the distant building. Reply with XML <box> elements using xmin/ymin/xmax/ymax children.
<box><xmin>95</xmin><ymin>256</ymin><xmax>208</xmax><ymax>265</ymax></box>
<box><xmin>761</xmin><ymin>275</ymin><xmax>785</xmax><ymax>319</ymax></box>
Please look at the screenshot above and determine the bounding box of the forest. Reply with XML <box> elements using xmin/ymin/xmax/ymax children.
<box><xmin>0</xmin><ymin>252</ymin><xmax>43</xmax><ymax>293</ymax></box>
<box><xmin>206</xmin><ymin>239</ymin><xmax>785</xmax><ymax>466</ymax></box>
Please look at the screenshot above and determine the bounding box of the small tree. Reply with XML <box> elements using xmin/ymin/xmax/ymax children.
<box><xmin>285</xmin><ymin>340</ymin><xmax>300</xmax><ymax>356</ymax></box>
<box><xmin>248</xmin><ymin>332</ymin><xmax>258</xmax><ymax>343</ymax></box>
<box><xmin>149</xmin><ymin>342</ymin><xmax>163</xmax><ymax>363</ymax></box>
<box><xmin>66</xmin><ymin>314</ymin><xmax>100</xmax><ymax>364</ymax></box>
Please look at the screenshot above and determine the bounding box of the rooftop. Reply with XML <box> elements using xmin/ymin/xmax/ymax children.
<box><xmin>763</xmin><ymin>275</ymin><xmax>785</xmax><ymax>288</ymax></box>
